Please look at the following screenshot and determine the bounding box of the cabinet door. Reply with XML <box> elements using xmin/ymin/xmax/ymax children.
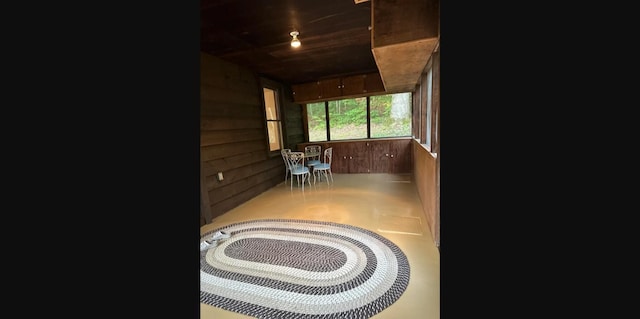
<box><xmin>292</xmin><ymin>81</ymin><xmax>321</xmax><ymax>103</ymax></box>
<box><xmin>389</xmin><ymin>139</ymin><xmax>411</xmax><ymax>173</ymax></box>
<box><xmin>341</xmin><ymin>74</ymin><xmax>366</xmax><ymax>96</ymax></box>
<box><xmin>348</xmin><ymin>141</ymin><xmax>371</xmax><ymax>173</ymax></box>
<box><xmin>319</xmin><ymin>78</ymin><xmax>343</xmax><ymax>100</ymax></box>
<box><xmin>328</xmin><ymin>142</ymin><xmax>370</xmax><ymax>173</ymax></box>
<box><xmin>370</xmin><ymin>140</ymin><xmax>390</xmax><ymax>173</ymax></box>
<box><xmin>329</xmin><ymin>143</ymin><xmax>349</xmax><ymax>173</ymax></box>
<box><xmin>364</xmin><ymin>72</ymin><xmax>385</xmax><ymax>93</ymax></box>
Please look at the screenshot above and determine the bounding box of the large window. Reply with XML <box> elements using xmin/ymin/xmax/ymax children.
<box><xmin>370</xmin><ymin>93</ymin><xmax>412</xmax><ymax>138</ymax></box>
<box><xmin>329</xmin><ymin>98</ymin><xmax>367</xmax><ymax>140</ymax></box>
<box><xmin>307</xmin><ymin>92</ymin><xmax>412</xmax><ymax>142</ymax></box>
<box><xmin>419</xmin><ymin>50</ymin><xmax>439</xmax><ymax>155</ymax></box>
<box><xmin>263</xmin><ymin>87</ymin><xmax>282</xmax><ymax>152</ymax></box>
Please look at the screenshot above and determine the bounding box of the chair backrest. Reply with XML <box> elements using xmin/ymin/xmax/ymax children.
<box><xmin>287</xmin><ymin>152</ymin><xmax>305</xmax><ymax>172</ymax></box>
<box><xmin>304</xmin><ymin>145</ymin><xmax>322</xmax><ymax>162</ymax></box>
<box><xmin>280</xmin><ymin>149</ymin><xmax>290</xmax><ymax>168</ymax></box>
<box><xmin>281</xmin><ymin>148</ymin><xmax>291</xmax><ymax>163</ymax></box>
<box><xmin>323</xmin><ymin>147</ymin><xmax>333</xmax><ymax>165</ymax></box>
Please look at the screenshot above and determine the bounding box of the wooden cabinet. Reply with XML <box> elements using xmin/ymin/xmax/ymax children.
<box><xmin>364</xmin><ymin>73</ymin><xmax>386</xmax><ymax>93</ymax></box>
<box><xmin>292</xmin><ymin>73</ymin><xmax>385</xmax><ymax>104</ymax></box>
<box><xmin>291</xmin><ymin>81</ymin><xmax>321</xmax><ymax>102</ymax></box>
<box><xmin>341</xmin><ymin>73</ymin><xmax>385</xmax><ymax>96</ymax></box>
<box><xmin>370</xmin><ymin>141</ymin><xmax>390</xmax><ymax>173</ymax></box>
<box><xmin>370</xmin><ymin>139</ymin><xmax>411</xmax><ymax>173</ymax></box>
<box><xmin>388</xmin><ymin>139</ymin><xmax>411</xmax><ymax>173</ymax></box>
<box><xmin>319</xmin><ymin>78</ymin><xmax>342</xmax><ymax>100</ymax></box>
<box><xmin>371</xmin><ymin>0</ymin><xmax>439</xmax><ymax>93</ymax></box>
<box><xmin>298</xmin><ymin>138</ymin><xmax>411</xmax><ymax>174</ymax></box>
<box><xmin>331</xmin><ymin>142</ymin><xmax>370</xmax><ymax>173</ymax></box>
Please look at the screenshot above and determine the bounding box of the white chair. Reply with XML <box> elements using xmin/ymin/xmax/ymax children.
<box><xmin>280</xmin><ymin>148</ymin><xmax>292</xmax><ymax>183</ymax></box>
<box><xmin>286</xmin><ymin>151</ymin><xmax>311</xmax><ymax>190</ymax></box>
<box><xmin>304</xmin><ymin>145</ymin><xmax>322</xmax><ymax>168</ymax></box>
<box><xmin>313</xmin><ymin>147</ymin><xmax>333</xmax><ymax>185</ymax></box>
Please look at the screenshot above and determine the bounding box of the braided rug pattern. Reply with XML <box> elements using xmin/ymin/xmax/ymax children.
<box><xmin>200</xmin><ymin>219</ymin><xmax>410</xmax><ymax>318</ymax></box>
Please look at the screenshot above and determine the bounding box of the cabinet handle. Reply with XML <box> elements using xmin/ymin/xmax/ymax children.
<box><xmin>349</xmin><ymin>156</ymin><xmax>353</xmax><ymax>159</ymax></box>
<box><xmin>390</xmin><ymin>154</ymin><xmax>394</xmax><ymax>158</ymax></box>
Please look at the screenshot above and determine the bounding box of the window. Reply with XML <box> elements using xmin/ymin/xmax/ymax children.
<box><xmin>418</xmin><ymin>51</ymin><xmax>439</xmax><ymax>155</ymax></box>
<box><xmin>263</xmin><ymin>87</ymin><xmax>283</xmax><ymax>152</ymax></box>
<box><xmin>306</xmin><ymin>92</ymin><xmax>412</xmax><ymax>142</ymax></box>
<box><xmin>329</xmin><ymin>98</ymin><xmax>367</xmax><ymax>141</ymax></box>
<box><xmin>424</xmin><ymin>65</ymin><xmax>433</xmax><ymax>150</ymax></box>
<box><xmin>307</xmin><ymin>102</ymin><xmax>327</xmax><ymax>142</ymax></box>
<box><xmin>370</xmin><ymin>92</ymin><xmax>412</xmax><ymax>138</ymax></box>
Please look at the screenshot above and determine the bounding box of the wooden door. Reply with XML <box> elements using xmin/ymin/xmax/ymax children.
<box><xmin>364</xmin><ymin>72</ymin><xmax>385</xmax><ymax>93</ymax></box>
<box><xmin>389</xmin><ymin>139</ymin><xmax>411</xmax><ymax>173</ymax></box>
<box><xmin>341</xmin><ymin>74</ymin><xmax>366</xmax><ymax>96</ymax></box>
<box><xmin>328</xmin><ymin>142</ymin><xmax>349</xmax><ymax>173</ymax></box>
<box><xmin>292</xmin><ymin>81</ymin><xmax>321</xmax><ymax>102</ymax></box>
<box><xmin>348</xmin><ymin>141</ymin><xmax>371</xmax><ymax>173</ymax></box>
<box><xmin>370</xmin><ymin>140</ymin><xmax>390</xmax><ymax>173</ymax></box>
<box><xmin>319</xmin><ymin>78</ymin><xmax>342</xmax><ymax>100</ymax></box>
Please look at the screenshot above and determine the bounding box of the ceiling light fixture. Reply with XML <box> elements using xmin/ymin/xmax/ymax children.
<box><xmin>290</xmin><ymin>31</ymin><xmax>301</xmax><ymax>48</ymax></box>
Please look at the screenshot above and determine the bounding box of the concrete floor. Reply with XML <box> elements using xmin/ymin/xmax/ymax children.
<box><xmin>200</xmin><ymin>173</ymin><xmax>440</xmax><ymax>319</ymax></box>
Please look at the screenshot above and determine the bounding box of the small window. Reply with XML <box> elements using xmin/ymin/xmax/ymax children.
<box><xmin>307</xmin><ymin>102</ymin><xmax>327</xmax><ymax>142</ymax></box>
<box><xmin>263</xmin><ymin>87</ymin><xmax>282</xmax><ymax>152</ymax></box>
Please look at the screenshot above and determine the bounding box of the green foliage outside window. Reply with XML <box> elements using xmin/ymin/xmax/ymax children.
<box><xmin>307</xmin><ymin>92</ymin><xmax>411</xmax><ymax>142</ymax></box>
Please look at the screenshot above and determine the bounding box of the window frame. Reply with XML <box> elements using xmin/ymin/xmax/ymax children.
<box><xmin>260</xmin><ymin>78</ymin><xmax>284</xmax><ymax>157</ymax></box>
<box><xmin>423</xmin><ymin>59</ymin><xmax>433</xmax><ymax>151</ymax></box>
<box><xmin>304</xmin><ymin>92</ymin><xmax>413</xmax><ymax>142</ymax></box>
<box><xmin>430</xmin><ymin>49</ymin><xmax>440</xmax><ymax>154</ymax></box>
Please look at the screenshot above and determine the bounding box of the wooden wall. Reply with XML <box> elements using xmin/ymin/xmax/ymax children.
<box><xmin>200</xmin><ymin>52</ymin><xmax>303</xmax><ymax>224</ymax></box>
<box><xmin>413</xmin><ymin>139</ymin><xmax>439</xmax><ymax>245</ymax></box>
<box><xmin>410</xmin><ymin>45</ymin><xmax>440</xmax><ymax>247</ymax></box>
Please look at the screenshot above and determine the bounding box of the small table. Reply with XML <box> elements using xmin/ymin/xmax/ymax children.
<box><xmin>303</xmin><ymin>151</ymin><xmax>321</xmax><ymax>174</ymax></box>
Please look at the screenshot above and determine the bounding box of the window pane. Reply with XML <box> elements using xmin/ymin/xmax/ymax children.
<box><xmin>424</xmin><ymin>68</ymin><xmax>433</xmax><ymax>149</ymax></box>
<box><xmin>263</xmin><ymin>88</ymin><xmax>278</xmax><ymax>120</ymax></box>
<box><xmin>266</xmin><ymin>121</ymin><xmax>281</xmax><ymax>151</ymax></box>
<box><xmin>307</xmin><ymin>102</ymin><xmax>327</xmax><ymax>142</ymax></box>
<box><xmin>370</xmin><ymin>92</ymin><xmax>412</xmax><ymax>138</ymax></box>
<box><xmin>329</xmin><ymin>98</ymin><xmax>367</xmax><ymax>140</ymax></box>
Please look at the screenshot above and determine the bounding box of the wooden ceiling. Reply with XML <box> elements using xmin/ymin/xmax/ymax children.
<box><xmin>201</xmin><ymin>0</ymin><xmax>377</xmax><ymax>86</ymax></box>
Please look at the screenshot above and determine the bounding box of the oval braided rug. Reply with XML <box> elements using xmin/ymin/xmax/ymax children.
<box><xmin>200</xmin><ymin>219</ymin><xmax>410</xmax><ymax>318</ymax></box>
